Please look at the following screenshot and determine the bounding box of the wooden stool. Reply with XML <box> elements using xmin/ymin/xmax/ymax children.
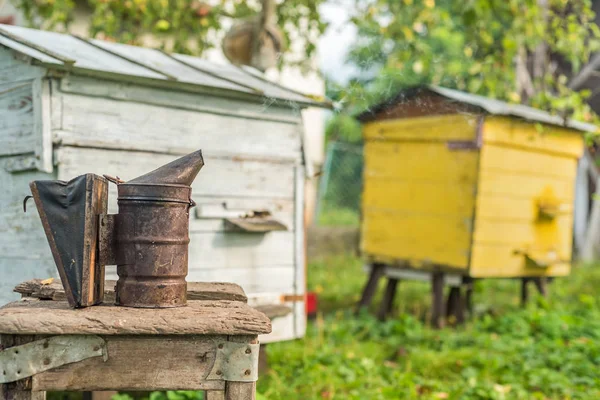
<box><xmin>0</xmin><ymin>283</ymin><xmax>271</xmax><ymax>400</ymax></box>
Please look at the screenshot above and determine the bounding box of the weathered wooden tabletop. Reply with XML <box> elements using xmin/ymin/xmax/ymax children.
<box><xmin>0</xmin><ymin>299</ymin><xmax>272</xmax><ymax>336</ymax></box>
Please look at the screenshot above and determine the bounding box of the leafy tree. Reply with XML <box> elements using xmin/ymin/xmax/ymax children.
<box><xmin>15</xmin><ymin>0</ymin><xmax>327</xmax><ymax>69</ymax></box>
<box><xmin>337</xmin><ymin>0</ymin><xmax>600</xmax><ymax>122</ymax></box>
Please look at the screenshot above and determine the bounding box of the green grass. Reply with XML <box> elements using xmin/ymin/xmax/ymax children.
<box><xmin>316</xmin><ymin>207</ymin><xmax>360</xmax><ymax>226</ymax></box>
<box><xmin>75</xmin><ymin>255</ymin><xmax>600</xmax><ymax>400</ymax></box>
<box><xmin>257</xmin><ymin>256</ymin><xmax>600</xmax><ymax>399</ymax></box>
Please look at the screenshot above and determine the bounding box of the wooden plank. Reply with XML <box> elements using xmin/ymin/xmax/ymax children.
<box><xmin>32</xmin><ymin>335</ymin><xmax>225</xmax><ymax>391</ymax></box>
<box><xmin>59</xmin><ymin>76</ymin><xmax>302</xmax><ymax>122</ymax></box>
<box><xmin>0</xmin><ymin>50</ymin><xmax>46</xmax><ymax>83</ymax></box>
<box><xmin>0</xmin><ymin>161</ymin><xmax>58</xmax><ymax>306</ymax></box>
<box><xmin>260</xmin><ymin>312</ymin><xmax>295</xmax><ymax>343</ymax></box>
<box><xmin>475</xmin><ymin>194</ymin><xmax>572</xmax><ymax>221</ymax></box>
<box><xmin>193</xmin><ymin>197</ymin><xmax>294</xmax><ymax>232</ymax></box>
<box><xmin>14</xmin><ymin>279</ymin><xmax>248</xmax><ymax>303</ymax></box>
<box><xmin>470</xmin><ymin>243</ymin><xmax>570</xmax><ymax>278</ymax></box>
<box><xmin>293</xmin><ymin>165</ymin><xmax>306</xmax><ymax>339</ymax></box>
<box><xmin>206</xmin><ymin>392</ymin><xmax>225</xmax><ymax>400</ymax></box>
<box><xmin>57</xmin><ymin>92</ymin><xmax>301</xmax><ymax>160</ymax></box>
<box><xmin>483</xmin><ymin>116</ymin><xmax>584</xmax><ymax>158</ymax></box>
<box><xmin>56</xmin><ymin>147</ymin><xmax>296</xmax><ymax>202</ymax></box>
<box><xmin>364</xmin><ymin>141</ymin><xmax>479</xmax><ymax>182</ymax></box>
<box><xmin>363</xmin><ymin>179</ymin><xmax>477</xmax><ymax>216</ymax></box>
<box><xmin>480</xmin><ymin>143</ymin><xmax>578</xmax><ymax>180</ymax></box>
<box><xmin>32</xmin><ymin>78</ymin><xmax>52</xmax><ymax>173</ymax></box>
<box><xmin>187</xmin><ymin>231</ymin><xmax>295</xmax><ymax>270</ymax></box>
<box><xmin>49</xmin><ymin>79</ymin><xmax>62</xmax><ymax>131</ymax></box>
<box><xmin>0</xmin><ymin>300</ymin><xmax>271</xmax><ymax>335</ymax></box>
<box><xmin>477</xmin><ymin>171</ymin><xmax>574</xmax><ymax>199</ymax></box>
<box><xmin>361</xmin><ymin>210</ymin><xmax>472</xmax><ymax>269</ymax></box>
<box><xmin>363</xmin><ymin>114</ymin><xmax>478</xmax><ymax>141</ymax></box>
<box><xmin>181</xmin><ymin>267</ymin><xmax>296</xmax><ymax>295</ymax></box>
<box><xmin>473</xmin><ymin>216</ymin><xmax>572</xmax><ymax>251</ymax></box>
<box><xmin>0</xmin><ymin>79</ymin><xmax>36</xmax><ymax>156</ymax></box>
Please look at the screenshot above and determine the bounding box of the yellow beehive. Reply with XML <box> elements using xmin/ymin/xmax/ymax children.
<box><xmin>358</xmin><ymin>86</ymin><xmax>595</xmax><ymax>278</ymax></box>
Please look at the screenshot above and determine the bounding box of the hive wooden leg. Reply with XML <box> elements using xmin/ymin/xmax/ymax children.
<box><xmin>356</xmin><ymin>263</ymin><xmax>385</xmax><ymax>312</ymax></box>
<box><xmin>521</xmin><ymin>278</ymin><xmax>530</xmax><ymax>307</ymax></box>
<box><xmin>446</xmin><ymin>286</ymin><xmax>461</xmax><ymax>325</ymax></box>
<box><xmin>463</xmin><ymin>277</ymin><xmax>474</xmax><ymax>316</ymax></box>
<box><xmin>377</xmin><ymin>278</ymin><xmax>399</xmax><ymax>321</ymax></box>
<box><xmin>533</xmin><ymin>277</ymin><xmax>548</xmax><ymax>297</ymax></box>
<box><xmin>431</xmin><ymin>272</ymin><xmax>445</xmax><ymax>329</ymax></box>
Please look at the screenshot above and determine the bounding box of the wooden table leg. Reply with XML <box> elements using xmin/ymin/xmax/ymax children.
<box><xmin>1</xmin><ymin>335</ymin><xmax>46</xmax><ymax>400</ymax></box>
<box><xmin>377</xmin><ymin>278</ymin><xmax>399</xmax><ymax>321</ymax></box>
<box><xmin>431</xmin><ymin>272</ymin><xmax>445</xmax><ymax>329</ymax></box>
<box><xmin>356</xmin><ymin>263</ymin><xmax>385</xmax><ymax>312</ymax></box>
<box><xmin>225</xmin><ymin>335</ymin><xmax>257</xmax><ymax>400</ymax></box>
<box><xmin>206</xmin><ymin>391</ymin><xmax>226</xmax><ymax>400</ymax></box>
<box><xmin>0</xmin><ymin>390</ymin><xmax>46</xmax><ymax>400</ymax></box>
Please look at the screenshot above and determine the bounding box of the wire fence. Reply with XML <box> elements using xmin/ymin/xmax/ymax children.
<box><xmin>315</xmin><ymin>141</ymin><xmax>363</xmax><ymax>226</ymax></box>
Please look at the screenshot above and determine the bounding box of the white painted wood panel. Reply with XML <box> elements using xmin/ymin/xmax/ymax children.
<box><xmin>57</xmin><ymin>92</ymin><xmax>302</xmax><ymax>161</ymax></box>
<box><xmin>59</xmin><ymin>76</ymin><xmax>302</xmax><ymax>122</ymax></box>
<box><xmin>0</xmin><ymin>50</ymin><xmax>46</xmax><ymax>83</ymax></box>
<box><xmin>192</xmin><ymin>197</ymin><xmax>294</xmax><ymax>232</ymax></box>
<box><xmin>56</xmin><ymin>147</ymin><xmax>296</xmax><ymax>209</ymax></box>
<box><xmin>293</xmin><ymin>166</ymin><xmax>307</xmax><ymax>338</ymax></box>
<box><xmin>105</xmin><ymin>266</ymin><xmax>295</xmax><ymax>295</ymax></box>
<box><xmin>188</xmin><ymin>266</ymin><xmax>296</xmax><ymax>294</ymax></box>
<box><xmin>0</xmin><ymin>79</ymin><xmax>36</xmax><ymax>156</ymax></box>
<box><xmin>32</xmin><ymin>78</ymin><xmax>53</xmax><ymax>172</ymax></box>
<box><xmin>261</xmin><ymin>313</ymin><xmax>296</xmax><ymax>343</ymax></box>
<box><xmin>187</xmin><ymin>231</ymin><xmax>295</xmax><ymax>270</ymax></box>
<box><xmin>0</xmin><ymin>158</ymin><xmax>57</xmax><ymax>306</ymax></box>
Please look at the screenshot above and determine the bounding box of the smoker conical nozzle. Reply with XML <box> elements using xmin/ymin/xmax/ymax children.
<box><xmin>127</xmin><ymin>150</ymin><xmax>204</xmax><ymax>186</ymax></box>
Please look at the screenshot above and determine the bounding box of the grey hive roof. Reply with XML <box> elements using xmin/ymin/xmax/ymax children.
<box><xmin>358</xmin><ymin>85</ymin><xmax>596</xmax><ymax>132</ymax></box>
<box><xmin>0</xmin><ymin>24</ymin><xmax>329</xmax><ymax>109</ymax></box>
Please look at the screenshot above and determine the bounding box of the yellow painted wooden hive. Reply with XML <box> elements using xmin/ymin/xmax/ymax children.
<box><xmin>357</xmin><ymin>86</ymin><xmax>596</xmax><ymax>279</ymax></box>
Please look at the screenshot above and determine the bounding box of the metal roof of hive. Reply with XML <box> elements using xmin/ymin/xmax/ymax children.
<box><xmin>357</xmin><ymin>85</ymin><xmax>597</xmax><ymax>132</ymax></box>
<box><xmin>0</xmin><ymin>24</ymin><xmax>330</xmax><ymax>109</ymax></box>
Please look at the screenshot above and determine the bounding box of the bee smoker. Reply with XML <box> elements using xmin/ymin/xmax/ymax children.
<box><xmin>27</xmin><ymin>150</ymin><xmax>204</xmax><ymax>308</ymax></box>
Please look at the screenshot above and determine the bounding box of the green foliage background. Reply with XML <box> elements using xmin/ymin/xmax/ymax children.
<box><xmin>260</xmin><ymin>256</ymin><xmax>600</xmax><ymax>399</ymax></box>
<box><xmin>15</xmin><ymin>0</ymin><xmax>327</xmax><ymax>69</ymax></box>
<box><xmin>327</xmin><ymin>0</ymin><xmax>600</xmax><ymax>144</ymax></box>
<box><xmin>93</xmin><ymin>256</ymin><xmax>600</xmax><ymax>399</ymax></box>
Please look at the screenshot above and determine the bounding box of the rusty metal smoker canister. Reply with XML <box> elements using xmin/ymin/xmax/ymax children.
<box><xmin>114</xmin><ymin>150</ymin><xmax>204</xmax><ymax>308</ymax></box>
